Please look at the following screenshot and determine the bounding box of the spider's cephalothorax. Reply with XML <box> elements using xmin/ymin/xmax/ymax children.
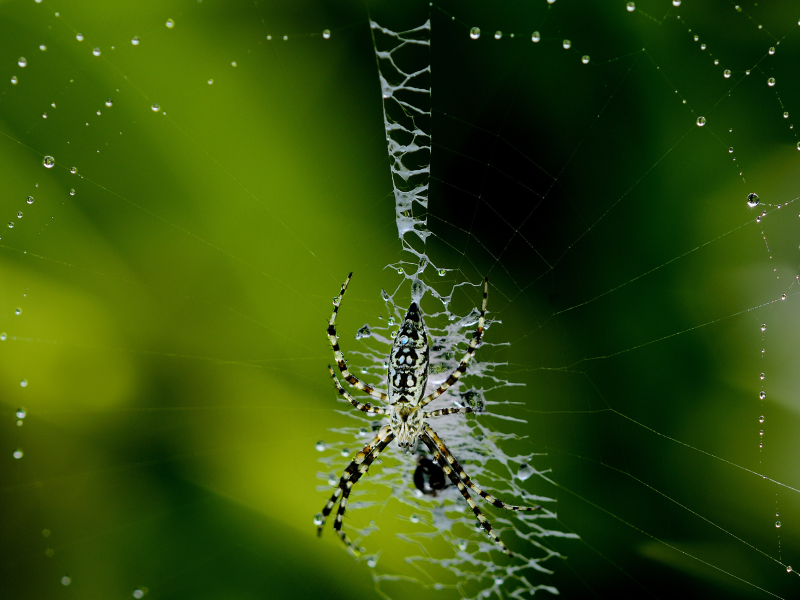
<box><xmin>388</xmin><ymin>302</ymin><xmax>430</xmax><ymax>449</ymax></box>
<box><xmin>318</xmin><ymin>273</ymin><xmax>541</xmax><ymax>556</ymax></box>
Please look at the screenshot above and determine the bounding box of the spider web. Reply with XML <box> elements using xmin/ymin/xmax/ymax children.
<box><xmin>2</xmin><ymin>1</ymin><xmax>800</xmax><ymax>599</ymax></box>
<box><xmin>314</xmin><ymin>18</ymin><xmax>570</xmax><ymax>599</ymax></box>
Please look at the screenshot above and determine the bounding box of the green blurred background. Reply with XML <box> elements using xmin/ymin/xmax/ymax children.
<box><xmin>2</xmin><ymin>0</ymin><xmax>800</xmax><ymax>598</ymax></box>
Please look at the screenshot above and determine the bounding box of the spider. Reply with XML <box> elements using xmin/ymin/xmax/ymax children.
<box><xmin>316</xmin><ymin>273</ymin><xmax>541</xmax><ymax>556</ymax></box>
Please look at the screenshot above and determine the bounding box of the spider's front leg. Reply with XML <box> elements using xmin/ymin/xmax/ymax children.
<box><xmin>421</xmin><ymin>424</ymin><xmax>541</xmax><ymax>556</ymax></box>
<box><xmin>328</xmin><ymin>272</ymin><xmax>389</xmax><ymax>403</ymax></box>
<box><xmin>317</xmin><ymin>425</ymin><xmax>394</xmax><ymax>554</ymax></box>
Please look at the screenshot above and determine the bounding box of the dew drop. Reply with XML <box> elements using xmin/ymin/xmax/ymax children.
<box><xmin>700</xmin><ymin>43</ymin><xmax>706</xmax><ymax>50</ymax></box>
<box><xmin>315</xmin><ymin>441</ymin><xmax>326</xmax><ymax>451</ymax></box>
<box><xmin>531</xmin><ymin>31</ymin><xmax>540</xmax><ymax>42</ymax></box>
<box><xmin>469</xmin><ymin>27</ymin><xmax>480</xmax><ymax>40</ymax></box>
<box><xmin>769</xmin><ymin>47</ymin><xmax>775</xmax><ymax>55</ymax></box>
<box><xmin>340</xmin><ymin>448</ymin><xmax>349</xmax><ymax>457</ymax></box>
<box><xmin>322</xmin><ymin>29</ymin><xmax>331</xmax><ymax>39</ymax></box>
<box><xmin>761</xmin><ymin>372</ymin><xmax>766</xmax><ymax>380</ymax></box>
<box><xmin>166</xmin><ymin>19</ymin><xmax>174</xmax><ymax>28</ymax></box>
<box><xmin>787</xmin><ymin>566</ymin><xmax>793</xmax><ymax>573</ymax></box>
<box><xmin>494</xmin><ymin>31</ymin><xmax>502</xmax><ymax>40</ymax></box>
<box><xmin>696</xmin><ymin>116</ymin><xmax>706</xmax><ymax>127</ymax></box>
<box><xmin>7</xmin><ymin>222</ymin><xmax>13</xmax><ymax>229</ymax></box>
<box><xmin>390</xmin><ymin>331</ymin><xmax>397</xmax><ymax>339</ymax></box>
<box><xmin>760</xmin><ymin>391</ymin><xmax>766</xmax><ymax>400</ymax></box>
<box><xmin>438</xmin><ymin>269</ymin><xmax>445</xmax><ymax>276</ymax></box>
<box><xmin>626</xmin><ymin>2</ymin><xmax>635</xmax><ymax>11</ymax></box>
<box><xmin>0</xmin><ymin>333</ymin><xmax>6</xmax><ymax>341</ymax></box>
<box><xmin>724</xmin><ymin>69</ymin><xmax>731</xmax><ymax>78</ymax></box>
<box><xmin>18</xmin><ymin>57</ymin><xmax>27</xmax><ymax>67</ymax></box>
<box><xmin>562</xmin><ymin>39</ymin><xmax>571</xmax><ymax>49</ymax></box>
<box><xmin>458</xmin><ymin>540</ymin><xmax>468</xmax><ymax>550</ymax></box>
<box><xmin>105</xmin><ymin>98</ymin><xmax>113</xmax><ymax>107</ymax></box>
<box><xmin>756</xmin><ymin>216</ymin><xmax>761</xmax><ymax>223</ymax></box>
<box><xmin>13</xmin><ymin>449</ymin><xmax>23</xmax><ymax>459</ymax></box>
<box><xmin>313</xmin><ymin>513</ymin><xmax>324</xmax><ymax>526</ymax></box>
<box><xmin>327</xmin><ymin>473</ymin><xmax>337</xmax><ymax>486</ymax></box>
<box><xmin>15</xmin><ymin>308</ymin><xmax>21</xmax><ymax>315</ymax></box>
<box><xmin>69</xmin><ymin>189</ymin><xmax>75</xmax><ymax>196</ymax></box>
<box><xmin>759</xmin><ymin>415</ymin><xmax>765</xmax><ymax>423</ymax></box>
<box><xmin>782</xmin><ymin>293</ymin><xmax>786</xmax><ymax>300</ymax></box>
<box><xmin>494</xmin><ymin>578</ymin><xmax>504</xmax><ymax>586</ymax></box>
<box><xmin>387</xmin><ymin>317</ymin><xmax>395</xmax><ymax>326</ymax></box>
<box><xmin>132</xmin><ymin>590</ymin><xmax>146</xmax><ymax>599</ymax></box>
<box><xmin>26</xmin><ymin>196</ymin><xmax>33</xmax><ymax>204</ymax></box>
<box><xmin>582</xmin><ymin>55</ymin><xmax>590</xmax><ymax>64</ymax></box>
<box><xmin>355</xmin><ymin>324</ymin><xmax>372</xmax><ymax>340</ymax></box>
<box><xmin>131</xmin><ymin>36</ymin><xmax>140</xmax><ymax>45</ymax></box>
<box><xmin>673</xmin><ymin>0</ymin><xmax>681</xmax><ymax>5</ymax></box>
<box><xmin>16</xmin><ymin>408</ymin><xmax>26</xmax><ymax>419</ymax></box>
<box><xmin>776</xmin><ymin>521</ymin><xmax>781</xmax><ymax>528</ymax></box>
<box><xmin>92</xmin><ymin>47</ymin><xmax>101</xmax><ymax>56</ymax></box>
<box><xmin>410</xmin><ymin>514</ymin><xmax>420</xmax><ymax>523</ymax></box>
<box><xmin>367</xmin><ymin>558</ymin><xmax>377</xmax><ymax>568</ymax></box>
<box><xmin>747</xmin><ymin>193</ymin><xmax>759</xmax><ymax>207</ymax></box>
<box><xmin>283</xmin><ymin>36</ymin><xmax>288</xmax><ymax>41</ymax></box>
<box><xmin>43</xmin><ymin>155</ymin><xmax>55</xmax><ymax>168</ymax></box>
<box><xmin>517</xmin><ymin>463</ymin><xmax>533</xmax><ymax>481</ymax></box>
<box><xmin>151</xmin><ymin>103</ymin><xmax>160</xmax><ymax>112</ymax></box>
<box><xmin>10</xmin><ymin>76</ymin><xmax>17</xmax><ymax>84</ymax></box>
<box><xmin>729</xmin><ymin>147</ymin><xmax>733</xmax><ymax>153</ymax></box>
<box><xmin>231</xmin><ymin>61</ymin><xmax>236</xmax><ymax>67</ymax></box>
<box><xmin>768</xmin><ymin>77</ymin><xmax>776</xmax><ymax>86</ymax></box>
<box><xmin>20</xmin><ymin>379</ymin><xmax>27</xmax><ymax>387</ymax></box>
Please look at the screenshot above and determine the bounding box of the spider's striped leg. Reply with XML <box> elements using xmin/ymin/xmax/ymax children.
<box><xmin>419</xmin><ymin>427</ymin><xmax>513</xmax><ymax>556</ymax></box>
<box><xmin>424</xmin><ymin>407</ymin><xmax>476</xmax><ymax>418</ymax></box>
<box><xmin>329</xmin><ymin>272</ymin><xmax>389</xmax><ymax>403</ymax></box>
<box><xmin>328</xmin><ymin>366</ymin><xmax>387</xmax><ymax>415</ymax></box>
<box><xmin>426</xmin><ymin>424</ymin><xmax>542</xmax><ymax>513</ymax></box>
<box><xmin>317</xmin><ymin>425</ymin><xmax>393</xmax><ymax>541</ymax></box>
<box><xmin>419</xmin><ymin>277</ymin><xmax>488</xmax><ymax>409</ymax></box>
<box><xmin>332</xmin><ymin>430</ymin><xmax>394</xmax><ymax>554</ymax></box>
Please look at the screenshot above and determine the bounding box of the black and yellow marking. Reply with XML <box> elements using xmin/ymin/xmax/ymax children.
<box><xmin>328</xmin><ymin>366</ymin><xmax>387</xmax><ymax>415</ymax></box>
<box><xmin>421</xmin><ymin>424</ymin><xmax>541</xmax><ymax>556</ymax></box>
<box><xmin>317</xmin><ymin>425</ymin><xmax>395</xmax><ymax>555</ymax></box>
<box><xmin>419</xmin><ymin>277</ymin><xmax>489</xmax><ymax>408</ymax></box>
<box><xmin>328</xmin><ymin>272</ymin><xmax>389</xmax><ymax>402</ymax></box>
<box><xmin>423</xmin><ymin>406</ymin><xmax>475</xmax><ymax>419</ymax></box>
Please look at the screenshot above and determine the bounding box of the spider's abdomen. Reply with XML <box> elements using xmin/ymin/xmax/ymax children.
<box><xmin>388</xmin><ymin>302</ymin><xmax>429</xmax><ymax>405</ymax></box>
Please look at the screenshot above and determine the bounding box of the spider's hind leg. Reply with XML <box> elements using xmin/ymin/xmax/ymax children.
<box><xmin>328</xmin><ymin>273</ymin><xmax>390</xmax><ymax>403</ymax></box>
